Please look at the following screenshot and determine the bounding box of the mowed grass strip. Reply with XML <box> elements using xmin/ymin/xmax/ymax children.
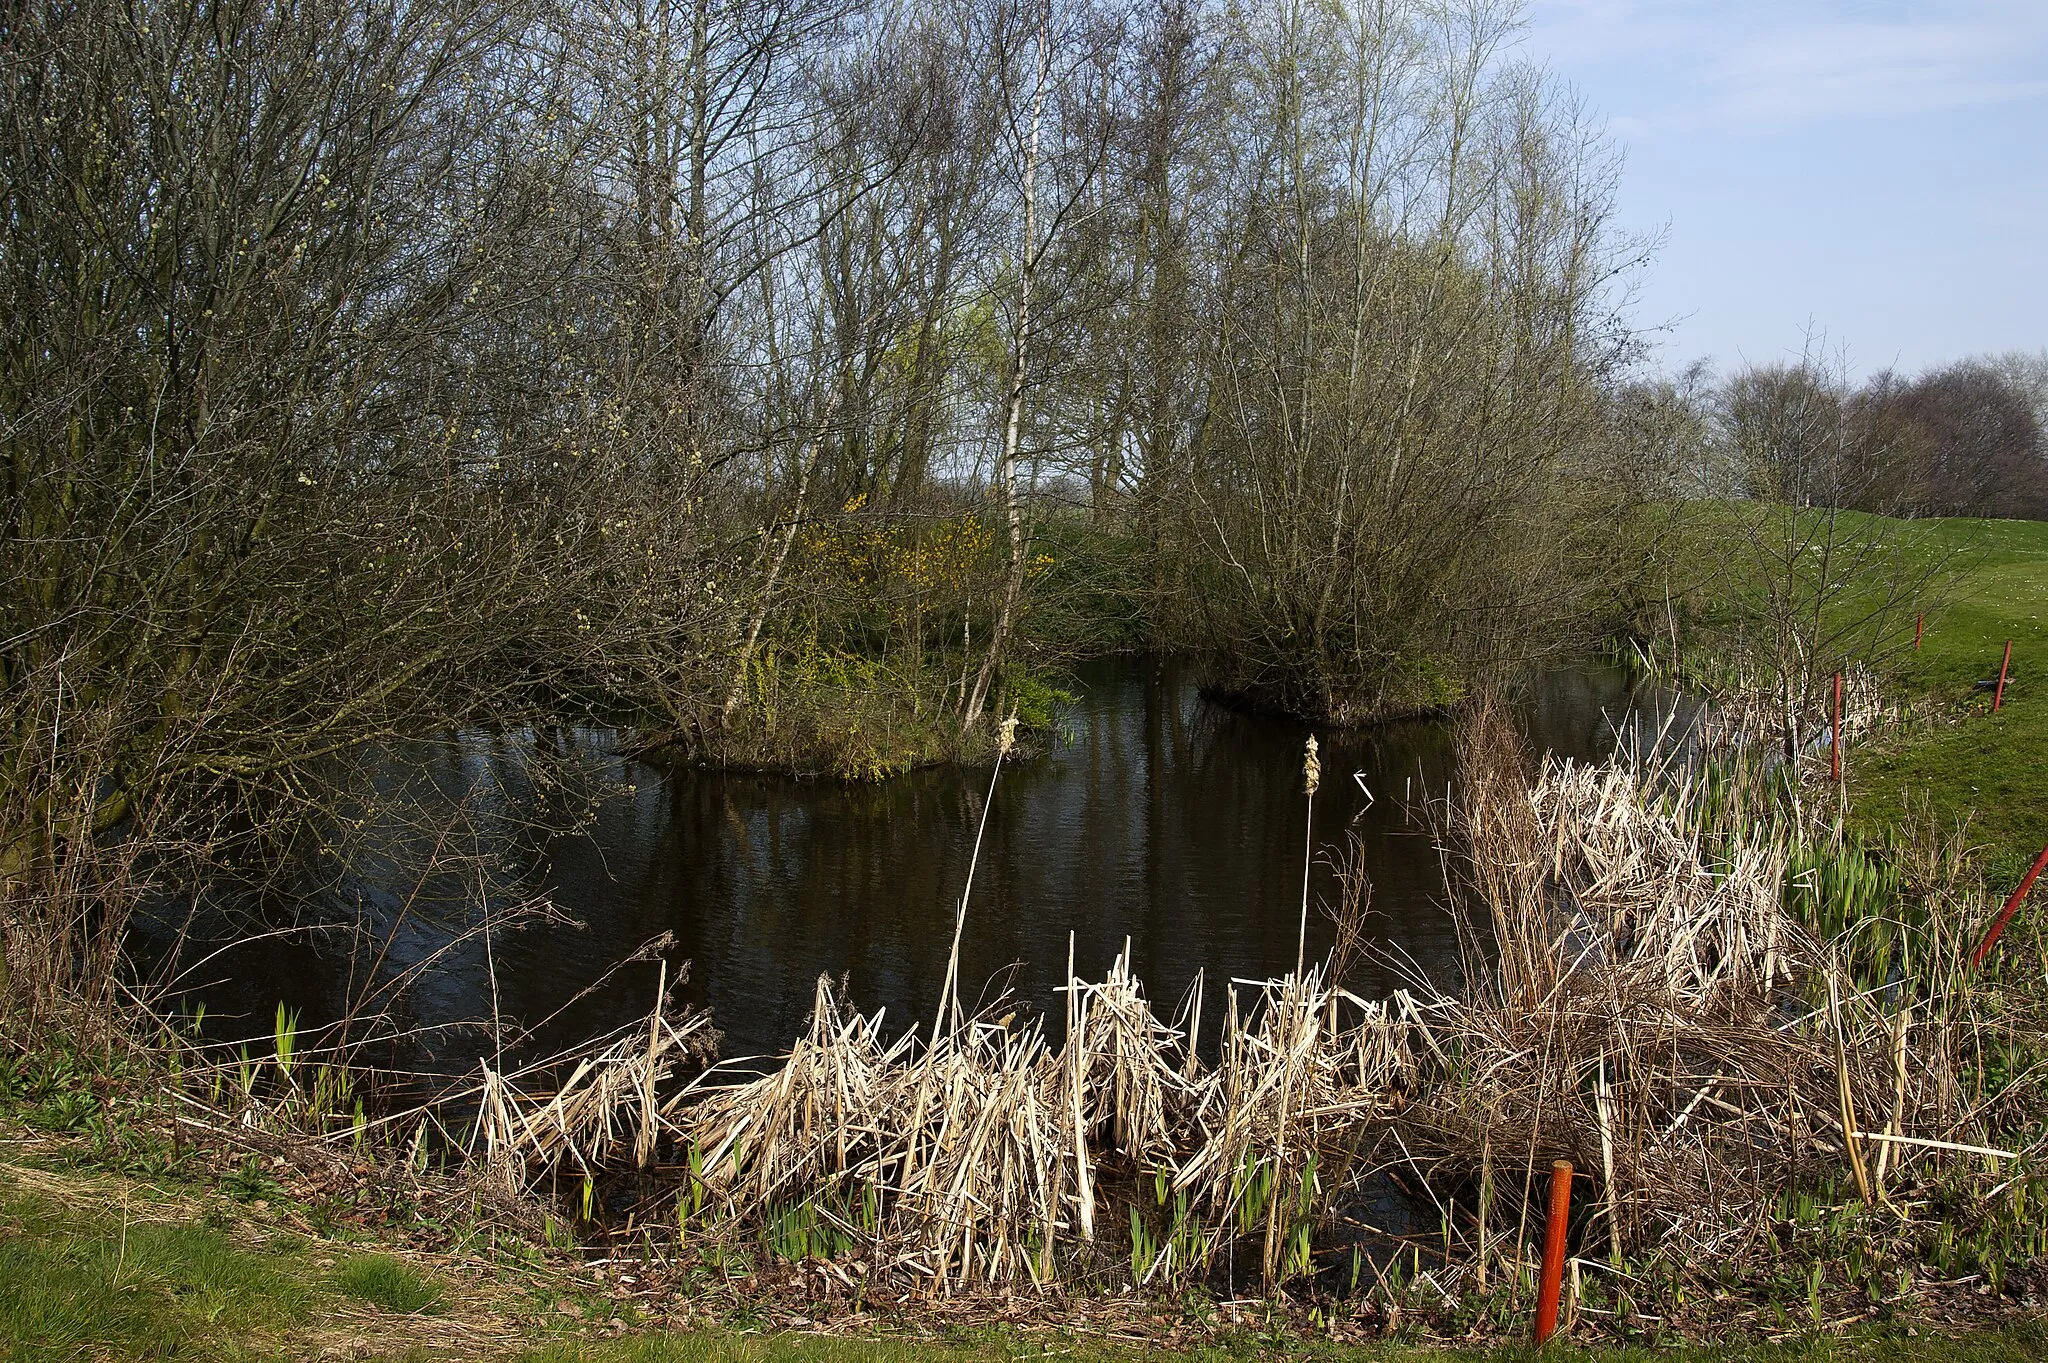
<box><xmin>3</xmin><ymin>1169</ymin><xmax>2046</xmax><ymax>1362</ymax></box>
<box><xmin>0</xmin><ymin>1170</ymin><xmax>499</xmax><ymax>1361</ymax></box>
<box><xmin>0</xmin><ymin>1186</ymin><xmax>312</xmax><ymax>1361</ymax></box>
<box><xmin>1846</xmin><ymin>516</ymin><xmax>2048</xmax><ymax>882</ymax></box>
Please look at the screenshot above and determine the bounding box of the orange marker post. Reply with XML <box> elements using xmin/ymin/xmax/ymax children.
<box><xmin>1535</xmin><ymin>1160</ymin><xmax>1573</xmax><ymax>1345</ymax></box>
<box><xmin>1915</xmin><ymin>612</ymin><xmax>1924</xmax><ymax>650</ymax></box>
<box><xmin>1994</xmin><ymin>640</ymin><xmax>2012</xmax><ymax>712</ymax></box>
<box><xmin>1970</xmin><ymin>841</ymin><xmax>2048</xmax><ymax>971</ymax></box>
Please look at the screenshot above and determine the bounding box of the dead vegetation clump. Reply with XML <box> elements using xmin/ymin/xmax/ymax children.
<box><xmin>417</xmin><ymin>692</ymin><xmax>2044</xmax><ymax>1327</ymax></box>
<box><xmin>1387</xmin><ymin>695</ymin><xmax>2048</xmax><ymax>1332</ymax></box>
<box><xmin>471</xmin><ymin>952</ymin><xmax>1433</xmax><ymax>1294</ymax></box>
<box><xmin>1414</xmin><ymin>696</ymin><xmax>1855</xmax><ymax>1277</ymax></box>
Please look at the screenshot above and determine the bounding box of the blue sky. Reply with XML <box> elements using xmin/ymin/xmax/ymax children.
<box><xmin>1521</xmin><ymin>0</ymin><xmax>2048</xmax><ymax>379</ymax></box>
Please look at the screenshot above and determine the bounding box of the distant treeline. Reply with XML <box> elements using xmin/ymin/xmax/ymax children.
<box><xmin>1603</xmin><ymin>350</ymin><xmax>2048</xmax><ymax>521</ymax></box>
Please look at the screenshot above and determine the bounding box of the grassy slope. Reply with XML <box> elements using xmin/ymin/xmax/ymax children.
<box><xmin>4</xmin><ymin>1165</ymin><xmax>2044</xmax><ymax>1363</ymax></box>
<box><xmin>0</xmin><ymin>1164</ymin><xmax>491</xmax><ymax>1361</ymax></box>
<box><xmin>1845</xmin><ymin>517</ymin><xmax>2048</xmax><ymax>882</ymax></box>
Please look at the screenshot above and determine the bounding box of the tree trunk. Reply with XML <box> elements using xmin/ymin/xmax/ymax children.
<box><xmin>962</xmin><ymin>0</ymin><xmax>1052</xmax><ymax>735</ymax></box>
<box><xmin>722</xmin><ymin>390</ymin><xmax>845</xmax><ymax>724</ymax></box>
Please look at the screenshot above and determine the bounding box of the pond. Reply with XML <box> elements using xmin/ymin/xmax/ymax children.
<box><xmin>153</xmin><ymin>658</ymin><xmax>1687</xmax><ymax>1074</ymax></box>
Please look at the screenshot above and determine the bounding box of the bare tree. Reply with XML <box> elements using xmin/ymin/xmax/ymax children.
<box><xmin>1698</xmin><ymin>342</ymin><xmax>1955</xmax><ymax>759</ymax></box>
<box><xmin>1849</xmin><ymin>361</ymin><xmax>2047</xmax><ymax>519</ymax></box>
<box><xmin>1159</xmin><ymin>0</ymin><xmax>1641</xmax><ymax>723</ymax></box>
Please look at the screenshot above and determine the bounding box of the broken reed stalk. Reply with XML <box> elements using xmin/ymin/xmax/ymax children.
<box><xmin>1874</xmin><ymin>1004</ymin><xmax>1910</xmax><ymax>1193</ymax></box>
<box><xmin>1596</xmin><ymin>1052</ymin><xmax>1620</xmax><ymax>1266</ymax></box>
<box><xmin>1830</xmin><ymin>671</ymin><xmax>1852</xmax><ymax>829</ymax></box>
<box><xmin>1475</xmin><ymin>1137</ymin><xmax>1492</xmax><ymax>1289</ymax></box>
<box><xmin>1828</xmin><ymin>964</ymin><xmax>1874</xmax><ymax>1204</ymax></box>
<box><xmin>635</xmin><ymin>958</ymin><xmax>667</xmax><ymax>1168</ymax></box>
<box><xmin>1065</xmin><ymin>928</ymin><xmax>1094</xmax><ymax>1243</ymax></box>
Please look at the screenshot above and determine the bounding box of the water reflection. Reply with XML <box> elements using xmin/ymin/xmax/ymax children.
<box><xmin>156</xmin><ymin>658</ymin><xmax>1686</xmax><ymax>1070</ymax></box>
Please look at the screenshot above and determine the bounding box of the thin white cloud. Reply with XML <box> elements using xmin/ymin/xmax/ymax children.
<box><xmin>1526</xmin><ymin>0</ymin><xmax>2048</xmax><ymax>125</ymax></box>
<box><xmin>1710</xmin><ymin>13</ymin><xmax>2048</xmax><ymax>119</ymax></box>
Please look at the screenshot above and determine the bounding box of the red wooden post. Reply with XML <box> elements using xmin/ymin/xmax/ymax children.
<box><xmin>1535</xmin><ymin>1160</ymin><xmax>1573</xmax><ymax>1345</ymax></box>
<box><xmin>1994</xmin><ymin>640</ymin><xmax>2012</xmax><ymax>712</ymax></box>
<box><xmin>1970</xmin><ymin>842</ymin><xmax>2048</xmax><ymax>970</ymax></box>
<box><xmin>1915</xmin><ymin>612</ymin><xmax>1924</xmax><ymax>650</ymax></box>
<box><xmin>1831</xmin><ymin>671</ymin><xmax>1843</xmax><ymax>784</ymax></box>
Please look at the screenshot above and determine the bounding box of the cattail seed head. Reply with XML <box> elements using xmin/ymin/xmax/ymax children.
<box><xmin>1303</xmin><ymin>733</ymin><xmax>1321</xmax><ymax>797</ymax></box>
<box><xmin>998</xmin><ymin>712</ymin><xmax>1018</xmax><ymax>758</ymax></box>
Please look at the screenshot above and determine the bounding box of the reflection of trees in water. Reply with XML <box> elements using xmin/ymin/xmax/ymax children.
<box><xmin>166</xmin><ymin>660</ymin><xmax>1678</xmax><ymax>1069</ymax></box>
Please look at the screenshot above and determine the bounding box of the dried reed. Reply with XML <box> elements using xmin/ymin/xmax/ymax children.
<box><xmin>137</xmin><ymin>689</ymin><xmax>2039</xmax><ymax>1313</ymax></box>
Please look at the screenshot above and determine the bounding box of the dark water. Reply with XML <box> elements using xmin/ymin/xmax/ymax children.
<box><xmin>157</xmin><ymin>658</ymin><xmax>1684</xmax><ymax>1072</ymax></box>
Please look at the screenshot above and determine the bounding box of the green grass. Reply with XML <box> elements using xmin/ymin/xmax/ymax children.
<box><xmin>0</xmin><ymin>1171</ymin><xmax>482</xmax><ymax>1360</ymax></box>
<box><xmin>1844</xmin><ymin>516</ymin><xmax>2048</xmax><ymax>879</ymax></box>
<box><xmin>333</xmin><ymin>1251</ymin><xmax>443</xmax><ymax>1313</ymax></box>
<box><xmin>4</xmin><ymin>1167</ymin><xmax>2046</xmax><ymax>1362</ymax></box>
<box><xmin>1655</xmin><ymin>507</ymin><xmax>2047</xmax><ymax>876</ymax></box>
<box><xmin>0</xmin><ymin>1185</ymin><xmax>313</xmax><ymax>1361</ymax></box>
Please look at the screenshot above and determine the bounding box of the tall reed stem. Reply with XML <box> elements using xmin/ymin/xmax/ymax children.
<box><xmin>1298</xmin><ymin>735</ymin><xmax>1320</xmax><ymax>976</ymax></box>
<box><xmin>936</xmin><ymin>714</ymin><xmax>1017</xmax><ymax>1040</ymax></box>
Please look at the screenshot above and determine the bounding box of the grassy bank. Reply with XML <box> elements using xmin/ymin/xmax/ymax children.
<box><xmin>4</xmin><ymin>1162</ymin><xmax>2045</xmax><ymax>1362</ymax></box>
<box><xmin>1846</xmin><ymin>517</ymin><xmax>2048</xmax><ymax>881</ymax></box>
<box><xmin>1643</xmin><ymin>509</ymin><xmax>2046</xmax><ymax>878</ymax></box>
